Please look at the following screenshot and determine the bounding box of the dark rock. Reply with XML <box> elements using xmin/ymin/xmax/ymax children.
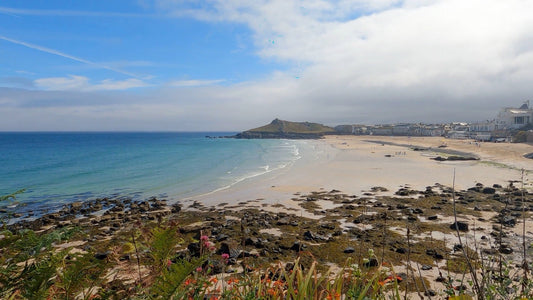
<box><xmin>171</xmin><ymin>203</ymin><xmax>182</xmax><ymax>213</ymax></box>
<box><xmin>421</xmin><ymin>265</ymin><xmax>432</xmax><ymax>270</ymax></box>
<box><xmin>344</xmin><ymin>247</ymin><xmax>355</xmax><ymax>254</ymax></box>
<box><xmin>216</xmin><ymin>234</ymin><xmax>229</xmax><ymax>242</ymax></box>
<box><xmin>320</xmin><ymin>223</ymin><xmax>336</xmax><ymax>230</ymax></box>
<box><xmin>245</xmin><ymin>237</ymin><xmax>259</xmax><ymax>246</ymax></box>
<box><xmin>209</xmin><ymin>259</ymin><xmax>225</xmax><ymax>274</ymax></box>
<box><xmin>94</xmin><ymin>251</ymin><xmax>111</xmax><ymax>260</ymax></box>
<box><xmin>482</xmin><ymin>187</ymin><xmax>496</xmax><ymax>194</ymax></box>
<box><xmin>426</xmin><ymin>249</ymin><xmax>444</xmax><ymax>260</ymax></box>
<box><xmin>290</xmin><ymin>241</ymin><xmax>306</xmax><ymax>251</ymax></box>
<box><xmin>363</xmin><ymin>258</ymin><xmax>379</xmax><ymax>267</ymax></box>
<box><xmin>277</xmin><ymin>218</ymin><xmax>290</xmax><ymax>226</ymax></box>
<box><xmin>501</xmin><ymin>216</ymin><xmax>516</xmax><ymax>227</ymax></box>
<box><xmin>425</xmin><ymin>289</ymin><xmax>437</xmax><ymax>296</ymax></box>
<box><xmin>188</xmin><ymin>242</ymin><xmax>201</xmax><ymax>257</ymax></box>
<box><xmin>450</xmin><ymin>221</ymin><xmax>469</xmax><ymax>231</ymax></box>
<box><xmin>396</xmin><ymin>247</ymin><xmax>407</xmax><ymax>254</ymax></box>
<box><xmin>303</xmin><ymin>230</ymin><xmax>329</xmax><ymax>242</ymax></box>
<box><xmin>353</xmin><ymin>214</ymin><xmax>373</xmax><ymax>224</ymax></box>
<box><xmin>427</xmin><ymin>215</ymin><xmax>438</xmax><ymax>220</ymax></box>
<box><xmin>499</xmin><ymin>246</ymin><xmax>513</xmax><ymax>254</ymax></box>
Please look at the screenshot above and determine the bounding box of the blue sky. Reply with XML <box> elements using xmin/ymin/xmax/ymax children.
<box><xmin>1</xmin><ymin>1</ymin><xmax>277</xmax><ymax>88</ymax></box>
<box><xmin>1</xmin><ymin>0</ymin><xmax>533</xmax><ymax>131</ymax></box>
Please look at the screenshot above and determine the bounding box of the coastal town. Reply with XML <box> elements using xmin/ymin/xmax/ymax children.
<box><xmin>335</xmin><ymin>101</ymin><xmax>533</xmax><ymax>142</ymax></box>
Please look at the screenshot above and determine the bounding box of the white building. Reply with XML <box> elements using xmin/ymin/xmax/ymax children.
<box><xmin>469</xmin><ymin>121</ymin><xmax>495</xmax><ymax>141</ymax></box>
<box><xmin>496</xmin><ymin>101</ymin><xmax>533</xmax><ymax>129</ymax></box>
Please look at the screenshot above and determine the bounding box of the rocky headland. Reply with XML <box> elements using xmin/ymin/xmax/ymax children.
<box><xmin>234</xmin><ymin>118</ymin><xmax>336</xmax><ymax>139</ymax></box>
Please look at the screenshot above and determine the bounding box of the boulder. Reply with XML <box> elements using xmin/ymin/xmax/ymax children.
<box><xmin>450</xmin><ymin>221</ymin><xmax>469</xmax><ymax>231</ymax></box>
<box><xmin>344</xmin><ymin>247</ymin><xmax>355</xmax><ymax>254</ymax></box>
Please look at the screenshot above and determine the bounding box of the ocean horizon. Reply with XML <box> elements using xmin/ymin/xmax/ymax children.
<box><xmin>0</xmin><ymin>132</ymin><xmax>306</xmax><ymax>216</ymax></box>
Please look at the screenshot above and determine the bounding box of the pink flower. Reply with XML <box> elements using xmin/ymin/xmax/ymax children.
<box><xmin>200</xmin><ymin>235</ymin><xmax>209</xmax><ymax>241</ymax></box>
<box><xmin>196</xmin><ymin>267</ymin><xmax>202</xmax><ymax>272</ymax></box>
<box><xmin>221</xmin><ymin>253</ymin><xmax>230</xmax><ymax>260</ymax></box>
<box><xmin>167</xmin><ymin>259</ymin><xmax>172</xmax><ymax>267</ymax></box>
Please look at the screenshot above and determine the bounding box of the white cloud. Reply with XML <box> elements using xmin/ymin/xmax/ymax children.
<box><xmin>150</xmin><ymin>0</ymin><xmax>533</xmax><ymax>116</ymax></box>
<box><xmin>3</xmin><ymin>0</ymin><xmax>533</xmax><ymax>130</ymax></box>
<box><xmin>34</xmin><ymin>75</ymin><xmax>149</xmax><ymax>91</ymax></box>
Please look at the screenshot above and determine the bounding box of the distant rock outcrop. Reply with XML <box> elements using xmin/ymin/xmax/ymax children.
<box><xmin>234</xmin><ymin>119</ymin><xmax>336</xmax><ymax>139</ymax></box>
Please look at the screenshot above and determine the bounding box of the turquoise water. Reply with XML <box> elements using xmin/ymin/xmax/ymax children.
<box><xmin>0</xmin><ymin>132</ymin><xmax>304</xmax><ymax>213</ymax></box>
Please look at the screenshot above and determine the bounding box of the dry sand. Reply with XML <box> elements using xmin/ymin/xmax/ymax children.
<box><xmin>191</xmin><ymin>136</ymin><xmax>532</xmax><ymax>207</ymax></box>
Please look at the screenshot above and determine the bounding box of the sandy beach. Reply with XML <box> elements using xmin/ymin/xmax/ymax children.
<box><xmin>6</xmin><ymin>136</ymin><xmax>533</xmax><ymax>298</ymax></box>
<box><xmin>192</xmin><ymin>136</ymin><xmax>533</xmax><ymax>207</ymax></box>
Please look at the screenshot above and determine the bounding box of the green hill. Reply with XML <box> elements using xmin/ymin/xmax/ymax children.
<box><xmin>235</xmin><ymin>119</ymin><xmax>335</xmax><ymax>139</ymax></box>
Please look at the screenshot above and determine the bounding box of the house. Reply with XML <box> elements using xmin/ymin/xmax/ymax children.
<box><xmin>469</xmin><ymin>121</ymin><xmax>495</xmax><ymax>141</ymax></box>
<box><xmin>496</xmin><ymin>101</ymin><xmax>533</xmax><ymax>129</ymax></box>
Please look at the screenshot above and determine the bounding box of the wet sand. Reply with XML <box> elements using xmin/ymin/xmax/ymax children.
<box><xmin>190</xmin><ymin>136</ymin><xmax>532</xmax><ymax>207</ymax></box>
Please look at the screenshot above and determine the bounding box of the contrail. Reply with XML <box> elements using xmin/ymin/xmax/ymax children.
<box><xmin>0</xmin><ymin>35</ymin><xmax>140</xmax><ymax>78</ymax></box>
<box><xmin>0</xmin><ymin>6</ymin><xmax>150</xmax><ymax>18</ymax></box>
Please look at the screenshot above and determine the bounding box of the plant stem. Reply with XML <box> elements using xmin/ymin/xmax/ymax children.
<box><xmin>451</xmin><ymin>169</ymin><xmax>482</xmax><ymax>299</ymax></box>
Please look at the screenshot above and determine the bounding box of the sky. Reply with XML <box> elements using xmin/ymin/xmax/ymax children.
<box><xmin>1</xmin><ymin>0</ymin><xmax>533</xmax><ymax>131</ymax></box>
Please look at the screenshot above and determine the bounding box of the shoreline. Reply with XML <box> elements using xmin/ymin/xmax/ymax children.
<box><xmin>186</xmin><ymin>135</ymin><xmax>531</xmax><ymax>209</ymax></box>
<box><xmin>3</xmin><ymin>135</ymin><xmax>531</xmax><ymax>221</ymax></box>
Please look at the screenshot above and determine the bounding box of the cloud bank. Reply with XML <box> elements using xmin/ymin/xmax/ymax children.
<box><xmin>2</xmin><ymin>0</ymin><xmax>533</xmax><ymax>131</ymax></box>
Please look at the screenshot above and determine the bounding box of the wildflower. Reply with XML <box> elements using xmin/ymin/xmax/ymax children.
<box><xmin>267</xmin><ymin>288</ymin><xmax>276</xmax><ymax>296</ymax></box>
<box><xmin>184</xmin><ymin>278</ymin><xmax>196</xmax><ymax>286</ymax></box>
<box><xmin>210</xmin><ymin>277</ymin><xmax>218</xmax><ymax>283</ymax></box>
<box><xmin>200</xmin><ymin>235</ymin><xmax>209</xmax><ymax>241</ymax></box>
<box><xmin>209</xmin><ymin>296</ymin><xmax>219</xmax><ymax>300</ymax></box>
<box><xmin>227</xmin><ymin>278</ymin><xmax>239</xmax><ymax>285</ymax></box>
<box><xmin>221</xmin><ymin>253</ymin><xmax>230</xmax><ymax>260</ymax></box>
<box><xmin>196</xmin><ymin>267</ymin><xmax>203</xmax><ymax>272</ymax></box>
<box><xmin>167</xmin><ymin>259</ymin><xmax>172</xmax><ymax>268</ymax></box>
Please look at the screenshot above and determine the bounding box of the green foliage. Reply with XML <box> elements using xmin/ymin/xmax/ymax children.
<box><xmin>0</xmin><ymin>189</ymin><xmax>26</xmax><ymax>226</ymax></box>
<box><xmin>1</xmin><ymin>250</ymin><xmax>63</xmax><ymax>299</ymax></box>
<box><xmin>54</xmin><ymin>252</ymin><xmax>106</xmax><ymax>300</ymax></box>
<box><xmin>148</xmin><ymin>225</ymin><xmax>183</xmax><ymax>273</ymax></box>
<box><xmin>150</xmin><ymin>257</ymin><xmax>206</xmax><ymax>299</ymax></box>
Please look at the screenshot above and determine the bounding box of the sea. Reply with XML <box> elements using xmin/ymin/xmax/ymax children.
<box><xmin>0</xmin><ymin>132</ymin><xmax>306</xmax><ymax>215</ymax></box>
